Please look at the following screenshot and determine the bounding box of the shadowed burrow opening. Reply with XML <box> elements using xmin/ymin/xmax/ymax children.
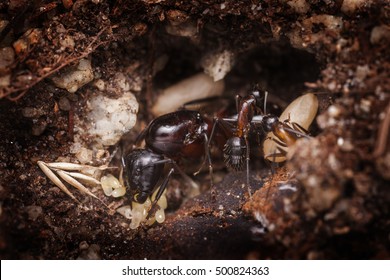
<box><xmin>151</xmin><ymin>25</ymin><xmax>322</xmax><ymax>104</ymax></box>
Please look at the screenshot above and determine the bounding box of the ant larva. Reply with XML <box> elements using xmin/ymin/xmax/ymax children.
<box><xmin>262</xmin><ymin>93</ymin><xmax>319</xmax><ymax>162</ymax></box>
<box><xmin>37</xmin><ymin>158</ymin><xmax>169</xmax><ymax>229</ymax></box>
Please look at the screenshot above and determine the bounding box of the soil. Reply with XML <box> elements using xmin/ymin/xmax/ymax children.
<box><xmin>0</xmin><ymin>0</ymin><xmax>389</xmax><ymax>259</ymax></box>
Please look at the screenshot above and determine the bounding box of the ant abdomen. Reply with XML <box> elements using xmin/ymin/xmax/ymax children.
<box><xmin>223</xmin><ymin>136</ymin><xmax>247</xmax><ymax>171</ymax></box>
<box><xmin>144</xmin><ymin>110</ymin><xmax>209</xmax><ymax>158</ymax></box>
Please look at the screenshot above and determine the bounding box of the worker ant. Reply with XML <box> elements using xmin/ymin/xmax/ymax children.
<box><xmin>122</xmin><ymin>109</ymin><xmax>215</xmax><ymax>209</ymax></box>
<box><xmin>213</xmin><ymin>89</ymin><xmax>318</xmax><ymax>194</ymax></box>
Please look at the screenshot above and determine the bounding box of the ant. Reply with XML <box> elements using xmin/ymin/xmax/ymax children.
<box><xmin>214</xmin><ymin>89</ymin><xmax>318</xmax><ymax>194</ymax></box>
<box><xmin>207</xmin><ymin>89</ymin><xmax>267</xmax><ymax>194</ymax></box>
<box><xmin>121</xmin><ymin>109</ymin><xmax>214</xmax><ymax>211</ymax></box>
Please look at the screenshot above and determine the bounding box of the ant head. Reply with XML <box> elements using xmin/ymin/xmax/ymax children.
<box><xmin>223</xmin><ymin>136</ymin><xmax>246</xmax><ymax>171</ymax></box>
<box><xmin>250</xmin><ymin>89</ymin><xmax>262</xmax><ymax>105</ymax></box>
<box><xmin>262</xmin><ymin>115</ymin><xmax>278</xmax><ymax>132</ymax></box>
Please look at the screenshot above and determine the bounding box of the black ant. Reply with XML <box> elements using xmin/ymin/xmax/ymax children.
<box><xmin>208</xmin><ymin>89</ymin><xmax>266</xmax><ymax>194</ymax></box>
<box><xmin>122</xmin><ymin>109</ymin><xmax>214</xmax><ymax>209</ymax></box>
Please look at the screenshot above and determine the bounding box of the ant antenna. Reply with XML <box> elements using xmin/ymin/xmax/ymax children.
<box><xmin>263</xmin><ymin>90</ymin><xmax>268</xmax><ymax>115</ymax></box>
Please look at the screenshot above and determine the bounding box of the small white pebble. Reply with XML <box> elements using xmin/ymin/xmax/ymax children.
<box><xmin>87</xmin><ymin>92</ymin><xmax>138</xmax><ymax>146</ymax></box>
<box><xmin>201</xmin><ymin>50</ymin><xmax>235</xmax><ymax>81</ymax></box>
<box><xmin>94</xmin><ymin>79</ymin><xmax>105</xmax><ymax>91</ymax></box>
<box><xmin>328</xmin><ymin>105</ymin><xmax>341</xmax><ymax>118</ymax></box>
<box><xmin>151</xmin><ymin>73</ymin><xmax>224</xmax><ymax>116</ymax></box>
<box><xmin>51</xmin><ymin>59</ymin><xmax>94</xmax><ymax>93</ymax></box>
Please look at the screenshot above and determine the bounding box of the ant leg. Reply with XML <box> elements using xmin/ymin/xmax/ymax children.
<box><xmin>207</xmin><ymin>116</ymin><xmax>236</xmax><ymax>146</ymax></box>
<box><xmin>244</xmin><ymin>135</ymin><xmax>252</xmax><ymax>197</ymax></box>
<box><xmin>194</xmin><ymin>116</ymin><xmax>236</xmax><ymax>179</ymax></box>
<box><xmin>154</xmin><ymin>168</ymin><xmax>174</xmax><ymax>202</ymax></box>
<box><xmin>264</xmin><ymin>149</ymin><xmax>287</xmax><ymax>161</ymax></box>
<box><xmin>271</xmin><ymin>137</ymin><xmax>288</xmax><ymax>148</ymax></box>
<box><xmin>193</xmin><ymin>133</ymin><xmax>214</xmax><ymax>186</ymax></box>
<box><xmin>171</xmin><ymin>160</ymin><xmax>200</xmax><ymax>195</ymax></box>
<box><xmin>134</xmin><ymin>124</ymin><xmax>151</xmax><ymax>147</ymax></box>
<box><xmin>290</xmin><ymin>122</ymin><xmax>309</xmax><ymax>134</ymax></box>
<box><xmin>263</xmin><ymin>90</ymin><xmax>268</xmax><ymax>115</ymax></box>
<box><xmin>146</xmin><ymin>167</ymin><xmax>175</xmax><ymax>219</ymax></box>
<box><xmin>235</xmin><ymin>94</ymin><xmax>242</xmax><ymax>114</ymax></box>
<box><xmin>144</xmin><ymin>158</ymin><xmax>199</xmax><ymax>191</ymax></box>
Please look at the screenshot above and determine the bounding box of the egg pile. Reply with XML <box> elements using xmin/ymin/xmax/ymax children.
<box><xmin>100</xmin><ymin>173</ymin><xmax>167</xmax><ymax>229</ymax></box>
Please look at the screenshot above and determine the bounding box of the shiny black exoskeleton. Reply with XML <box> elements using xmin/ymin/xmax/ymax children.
<box><xmin>122</xmin><ymin>149</ymin><xmax>165</xmax><ymax>203</ymax></box>
<box><xmin>123</xmin><ymin>110</ymin><xmax>212</xmax><ymax>204</ymax></box>
<box><xmin>144</xmin><ymin>110</ymin><xmax>210</xmax><ymax>159</ymax></box>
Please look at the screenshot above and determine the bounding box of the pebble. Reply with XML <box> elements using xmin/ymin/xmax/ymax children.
<box><xmin>25</xmin><ymin>205</ymin><xmax>43</xmax><ymax>221</ymax></box>
<box><xmin>58</xmin><ymin>96</ymin><xmax>71</xmax><ymax>111</ymax></box>
<box><xmin>201</xmin><ymin>50</ymin><xmax>235</xmax><ymax>81</ymax></box>
<box><xmin>51</xmin><ymin>59</ymin><xmax>94</xmax><ymax>93</ymax></box>
<box><xmin>87</xmin><ymin>92</ymin><xmax>138</xmax><ymax>146</ymax></box>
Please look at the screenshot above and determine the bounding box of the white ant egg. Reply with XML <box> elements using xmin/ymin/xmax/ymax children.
<box><xmin>263</xmin><ymin>93</ymin><xmax>319</xmax><ymax>162</ymax></box>
<box><xmin>100</xmin><ymin>174</ymin><xmax>126</xmax><ymax>197</ymax></box>
<box><xmin>155</xmin><ymin>208</ymin><xmax>166</xmax><ymax>223</ymax></box>
<box><xmin>116</xmin><ymin>205</ymin><xmax>132</xmax><ymax>219</ymax></box>
<box><xmin>111</xmin><ymin>187</ymin><xmax>126</xmax><ymax>197</ymax></box>
<box><xmin>116</xmin><ymin>189</ymin><xmax>168</xmax><ymax>229</ymax></box>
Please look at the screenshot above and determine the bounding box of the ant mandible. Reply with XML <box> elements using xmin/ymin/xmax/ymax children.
<box><xmin>122</xmin><ymin>109</ymin><xmax>214</xmax><ymax>209</ymax></box>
